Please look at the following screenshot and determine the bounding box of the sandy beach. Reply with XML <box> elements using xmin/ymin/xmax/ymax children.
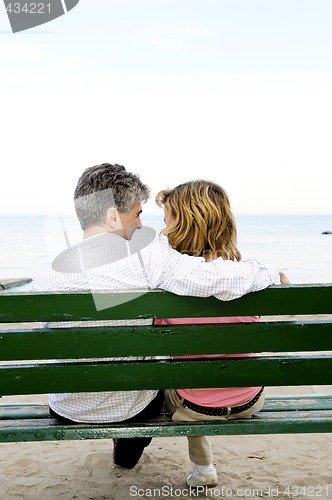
<box><xmin>0</xmin><ymin>385</ymin><xmax>331</xmax><ymax>500</ymax></box>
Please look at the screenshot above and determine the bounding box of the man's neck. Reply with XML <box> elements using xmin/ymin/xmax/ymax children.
<box><xmin>83</xmin><ymin>225</ymin><xmax>108</xmax><ymax>239</ymax></box>
<box><xmin>83</xmin><ymin>225</ymin><xmax>126</xmax><ymax>241</ymax></box>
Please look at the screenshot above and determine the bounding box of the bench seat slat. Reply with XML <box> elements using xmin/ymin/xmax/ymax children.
<box><xmin>2</xmin><ymin>396</ymin><xmax>332</xmax><ymax>420</ymax></box>
<box><xmin>0</xmin><ymin>404</ymin><xmax>51</xmax><ymax>419</ymax></box>
<box><xmin>262</xmin><ymin>395</ymin><xmax>332</xmax><ymax>411</ymax></box>
<box><xmin>0</xmin><ymin>410</ymin><xmax>332</xmax><ymax>442</ymax></box>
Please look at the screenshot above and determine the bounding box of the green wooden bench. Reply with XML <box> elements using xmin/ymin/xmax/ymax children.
<box><xmin>0</xmin><ymin>284</ymin><xmax>332</xmax><ymax>443</ymax></box>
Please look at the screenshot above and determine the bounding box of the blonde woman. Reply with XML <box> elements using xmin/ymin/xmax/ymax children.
<box><xmin>155</xmin><ymin>180</ymin><xmax>289</xmax><ymax>488</ymax></box>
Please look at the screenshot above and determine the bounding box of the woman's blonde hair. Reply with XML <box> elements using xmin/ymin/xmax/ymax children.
<box><xmin>156</xmin><ymin>180</ymin><xmax>241</xmax><ymax>261</ymax></box>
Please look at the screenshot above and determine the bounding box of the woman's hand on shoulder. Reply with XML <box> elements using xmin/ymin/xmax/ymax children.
<box><xmin>279</xmin><ymin>271</ymin><xmax>291</xmax><ymax>284</ymax></box>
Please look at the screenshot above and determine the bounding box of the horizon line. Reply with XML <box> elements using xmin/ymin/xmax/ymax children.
<box><xmin>1</xmin><ymin>212</ymin><xmax>332</xmax><ymax>218</ymax></box>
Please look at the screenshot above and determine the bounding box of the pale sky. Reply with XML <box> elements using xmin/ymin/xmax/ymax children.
<box><xmin>0</xmin><ymin>0</ymin><xmax>331</xmax><ymax>216</ymax></box>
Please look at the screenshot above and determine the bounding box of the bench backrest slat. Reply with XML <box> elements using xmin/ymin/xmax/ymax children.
<box><xmin>1</xmin><ymin>285</ymin><xmax>332</xmax><ymax>322</ymax></box>
<box><xmin>1</xmin><ymin>321</ymin><xmax>332</xmax><ymax>360</ymax></box>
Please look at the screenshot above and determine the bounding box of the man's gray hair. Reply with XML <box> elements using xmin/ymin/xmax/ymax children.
<box><xmin>74</xmin><ymin>163</ymin><xmax>150</xmax><ymax>230</ymax></box>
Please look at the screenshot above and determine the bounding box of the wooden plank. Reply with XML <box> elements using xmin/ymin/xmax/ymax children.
<box><xmin>1</xmin><ymin>320</ymin><xmax>332</xmax><ymax>360</ymax></box>
<box><xmin>0</xmin><ymin>278</ymin><xmax>32</xmax><ymax>290</ymax></box>
<box><xmin>0</xmin><ymin>404</ymin><xmax>50</xmax><ymax>419</ymax></box>
<box><xmin>1</xmin><ymin>396</ymin><xmax>332</xmax><ymax>420</ymax></box>
<box><xmin>1</xmin><ymin>285</ymin><xmax>332</xmax><ymax>323</ymax></box>
<box><xmin>1</xmin><ymin>356</ymin><xmax>332</xmax><ymax>395</ymax></box>
<box><xmin>263</xmin><ymin>395</ymin><xmax>332</xmax><ymax>411</ymax></box>
<box><xmin>0</xmin><ymin>410</ymin><xmax>332</xmax><ymax>442</ymax></box>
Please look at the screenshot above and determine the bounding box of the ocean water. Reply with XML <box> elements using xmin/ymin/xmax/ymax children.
<box><xmin>235</xmin><ymin>215</ymin><xmax>332</xmax><ymax>284</ymax></box>
<box><xmin>0</xmin><ymin>214</ymin><xmax>331</xmax><ymax>289</ymax></box>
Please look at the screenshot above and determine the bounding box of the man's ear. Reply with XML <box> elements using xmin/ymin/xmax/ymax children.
<box><xmin>106</xmin><ymin>207</ymin><xmax>122</xmax><ymax>230</ymax></box>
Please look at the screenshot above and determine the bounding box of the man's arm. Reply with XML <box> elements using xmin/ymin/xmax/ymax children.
<box><xmin>143</xmin><ymin>235</ymin><xmax>281</xmax><ymax>301</ymax></box>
